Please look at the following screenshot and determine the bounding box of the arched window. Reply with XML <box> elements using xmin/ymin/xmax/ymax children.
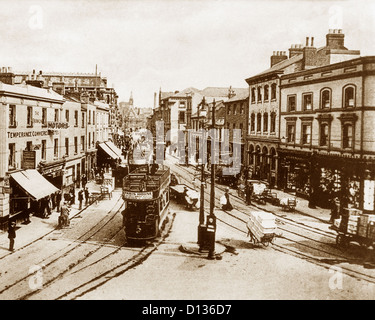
<box><xmin>343</xmin><ymin>85</ymin><xmax>355</xmax><ymax>108</ymax></box>
<box><xmin>250</xmin><ymin>113</ymin><xmax>255</xmax><ymax>132</ymax></box>
<box><xmin>257</xmin><ymin>113</ymin><xmax>262</xmax><ymax>132</ymax></box>
<box><xmin>251</xmin><ymin>87</ymin><xmax>256</xmax><ymax>103</ymax></box>
<box><xmin>271</xmin><ymin>83</ymin><xmax>277</xmax><ymax>100</ymax></box>
<box><xmin>270</xmin><ymin>112</ymin><xmax>276</xmax><ymax>133</ymax></box>
<box><xmin>263</xmin><ymin>112</ymin><xmax>268</xmax><ymax>133</ymax></box>
<box><xmin>264</xmin><ymin>85</ymin><xmax>269</xmax><ymax>101</ymax></box>
<box><xmin>321</xmin><ymin>88</ymin><xmax>331</xmax><ymax>109</ymax></box>
<box><xmin>257</xmin><ymin>87</ymin><xmax>262</xmax><ymax>103</ymax></box>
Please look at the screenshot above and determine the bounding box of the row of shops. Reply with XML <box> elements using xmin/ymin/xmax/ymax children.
<box><xmin>1</xmin><ymin>140</ymin><xmax>125</xmax><ymax>229</ymax></box>
<box><xmin>244</xmin><ymin>146</ymin><xmax>375</xmax><ymax>213</ymax></box>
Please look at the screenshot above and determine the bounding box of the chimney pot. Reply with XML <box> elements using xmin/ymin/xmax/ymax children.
<box><xmin>311</xmin><ymin>37</ymin><xmax>314</xmax><ymax>47</ymax></box>
<box><xmin>306</xmin><ymin>37</ymin><xmax>309</xmax><ymax>46</ymax></box>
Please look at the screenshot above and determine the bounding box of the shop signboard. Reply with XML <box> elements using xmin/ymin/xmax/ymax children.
<box><xmin>22</xmin><ymin>150</ymin><xmax>36</xmax><ymax>169</ymax></box>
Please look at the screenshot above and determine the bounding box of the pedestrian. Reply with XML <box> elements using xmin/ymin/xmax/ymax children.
<box><xmin>59</xmin><ymin>202</ymin><xmax>70</xmax><ymax>228</ymax></box>
<box><xmin>222</xmin><ymin>187</ymin><xmax>233</xmax><ymax>211</ymax></box>
<box><xmin>78</xmin><ymin>189</ymin><xmax>84</xmax><ymax>210</ymax></box>
<box><xmin>8</xmin><ymin>220</ymin><xmax>16</xmax><ymax>251</ymax></box>
<box><xmin>84</xmin><ymin>187</ymin><xmax>90</xmax><ymax>206</ymax></box>
<box><xmin>245</xmin><ymin>181</ymin><xmax>253</xmax><ymax>205</ymax></box>
<box><xmin>56</xmin><ymin>191</ymin><xmax>62</xmax><ymax>213</ymax></box>
<box><xmin>70</xmin><ymin>187</ymin><xmax>75</xmax><ymax>205</ymax></box>
<box><xmin>46</xmin><ymin>196</ymin><xmax>52</xmax><ymax>217</ymax></box>
<box><xmin>81</xmin><ymin>174</ymin><xmax>87</xmax><ymax>189</ymax></box>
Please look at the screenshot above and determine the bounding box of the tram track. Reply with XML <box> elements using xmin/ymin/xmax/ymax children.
<box><xmin>0</xmin><ymin>194</ymin><xmax>124</xmax><ymax>299</ymax></box>
<box><xmin>55</xmin><ymin>212</ymin><xmax>176</xmax><ymax>300</ymax></box>
<box><xmin>169</xmin><ymin>161</ymin><xmax>375</xmax><ymax>285</ymax></box>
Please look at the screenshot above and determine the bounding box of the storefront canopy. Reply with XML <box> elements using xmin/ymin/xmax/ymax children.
<box><xmin>105</xmin><ymin>141</ymin><xmax>123</xmax><ymax>158</ymax></box>
<box><xmin>98</xmin><ymin>142</ymin><xmax>122</xmax><ymax>160</ymax></box>
<box><xmin>10</xmin><ymin>169</ymin><xmax>59</xmax><ymax>201</ymax></box>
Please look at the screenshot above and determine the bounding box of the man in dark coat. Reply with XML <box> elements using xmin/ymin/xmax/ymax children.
<box><xmin>245</xmin><ymin>182</ymin><xmax>254</xmax><ymax>205</ymax></box>
<box><xmin>8</xmin><ymin>221</ymin><xmax>16</xmax><ymax>251</ymax></box>
<box><xmin>78</xmin><ymin>189</ymin><xmax>84</xmax><ymax>210</ymax></box>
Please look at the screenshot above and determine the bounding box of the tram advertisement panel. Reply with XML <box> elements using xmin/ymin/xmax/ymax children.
<box><xmin>123</xmin><ymin>191</ymin><xmax>153</xmax><ymax>200</ymax></box>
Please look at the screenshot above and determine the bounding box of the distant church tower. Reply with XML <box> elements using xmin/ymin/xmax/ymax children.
<box><xmin>129</xmin><ymin>91</ymin><xmax>134</xmax><ymax>107</ymax></box>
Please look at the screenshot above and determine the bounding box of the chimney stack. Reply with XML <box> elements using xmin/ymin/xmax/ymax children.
<box><xmin>0</xmin><ymin>66</ymin><xmax>15</xmax><ymax>85</ymax></box>
<box><xmin>288</xmin><ymin>44</ymin><xmax>304</xmax><ymax>58</ymax></box>
<box><xmin>326</xmin><ymin>29</ymin><xmax>345</xmax><ymax>49</ymax></box>
<box><xmin>302</xmin><ymin>35</ymin><xmax>317</xmax><ymax>69</ymax></box>
<box><xmin>270</xmin><ymin>50</ymin><xmax>288</xmax><ymax>67</ymax></box>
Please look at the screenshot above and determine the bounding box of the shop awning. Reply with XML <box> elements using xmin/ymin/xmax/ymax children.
<box><xmin>98</xmin><ymin>142</ymin><xmax>121</xmax><ymax>160</ymax></box>
<box><xmin>10</xmin><ymin>169</ymin><xmax>59</xmax><ymax>201</ymax></box>
<box><xmin>105</xmin><ymin>141</ymin><xmax>123</xmax><ymax>158</ymax></box>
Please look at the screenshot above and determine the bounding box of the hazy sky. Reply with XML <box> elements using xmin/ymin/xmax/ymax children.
<box><xmin>1</xmin><ymin>0</ymin><xmax>375</xmax><ymax>107</ymax></box>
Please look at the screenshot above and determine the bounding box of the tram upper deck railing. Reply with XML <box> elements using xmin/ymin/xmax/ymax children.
<box><xmin>122</xmin><ymin>166</ymin><xmax>170</xmax><ymax>192</ymax></box>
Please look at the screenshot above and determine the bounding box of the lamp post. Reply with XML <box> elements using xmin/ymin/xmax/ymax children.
<box><xmin>207</xmin><ymin>99</ymin><xmax>217</xmax><ymax>259</ymax></box>
<box><xmin>197</xmin><ymin>97</ymin><xmax>206</xmax><ymax>248</ymax></box>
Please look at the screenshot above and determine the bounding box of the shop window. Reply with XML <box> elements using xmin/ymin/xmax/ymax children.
<box><xmin>41</xmin><ymin>140</ymin><xmax>46</xmax><ymax>160</ymax></box>
<box><xmin>9</xmin><ymin>104</ymin><xmax>16</xmax><ymax>127</ymax></box>
<box><xmin>263</xmin><ymin>112</ymin><xmax>268</xmax><ymax>133</ymax></box>
<box><xmin>8</xmin><ymin>143</ymin><xmax>15</xmax><ymax>169</ymax></box>
<box><xmin>264</xmin><ymin>85</ymin><xmax>269</xmax><ymax>101</ymax></box>
<box><xmin>257</xmin><ymin>87</ymin><xmax>262</xmax><ymax>103</ymax></box>
<box><xmin>270</xmin><ymin>112</ymin><xmax>276</xmax><ymax>133</ymax></box>
<box><xmin>287</xmin><ymin>123</ymin><xmax>295</xmax><ymax>143</ymax></box>
<box><xmin>257</xmin><ymin>113</ymin><xmax>262</xmax><ymax>132</ymax></box>
<box><xmin>250</xmin><ymin>113</ymin><xmax>255</xmax><ymax>132</ymax></box>
<box><xmin>320</xmin><ymin>123</ymin><xmax>329</xmax><ymax>146</ymax></box>
<box><xmin>343</xmin><ymin>85</ymin><xmax>355</xmax><ymax>108</ymax></box>
<box><xmin>302</xmin><ymin>93</ymin><xmax>312</xmax><ymax>111</ymax></box>
<box><xmin>301</xmin><ymin>123</ymin><xmax>312</xmax><ymax>144</ymax></box>
<box><xmin>343</xmin><ymin>123</ymin><xmax>353</xmax><ymax>148</ymax></box>
<box><xmin>271</xmin><ymin>83</ymin><xmax>277</xmax><ymax>100</ymax></box>
<box><xmin>287</xmin><ymin>95</ymin><xmax>296</xmax><ymax>112</ymax></box>
<box><xmin>27</xmin><ymin>106</ymin><xmax>33</xmax><ymax>127</ymax></box>
<box><xmin>321</xmin><ymin>88</ymin><xmax>331</xmax><ymax>109</ymax></box>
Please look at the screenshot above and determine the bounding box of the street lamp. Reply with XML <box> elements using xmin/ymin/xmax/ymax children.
<box><xmin>198</xmin><ymin>97</ymin><xmax>207</xmax><ymax>249</ymax></box>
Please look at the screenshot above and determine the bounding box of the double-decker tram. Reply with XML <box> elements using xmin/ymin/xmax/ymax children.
<box><xmin>122</xmin><ymin>164</ymin><xmax>171</xmax><ymax>243</ymax></box>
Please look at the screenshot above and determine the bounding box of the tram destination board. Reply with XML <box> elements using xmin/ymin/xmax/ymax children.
<box><xmin>123</xmin><ymin>191</ymin><xmax>153</xmax><ymax>200</ymax></box>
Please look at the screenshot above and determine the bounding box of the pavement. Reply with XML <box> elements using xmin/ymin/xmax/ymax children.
<box><xmin>0</xmin><ymin>179</ymin><xmax>105</xmax><ymax>256</ymax></box>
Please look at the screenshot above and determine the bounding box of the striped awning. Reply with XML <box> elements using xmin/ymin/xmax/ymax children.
<box><xmin>98</xmin><ymin>142</ymin><xmax>121</xmax><ymax>160</ymax></box>
<box><xmin>10</xmin><ymin>169</ymin><xmax>59</xmax><ymax>201</ymax></box>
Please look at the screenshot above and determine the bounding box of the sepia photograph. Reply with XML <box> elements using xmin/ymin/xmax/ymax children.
<box><xmin>0</xmin><ymin>0</ymin><xmax>374</xmax><ymax>306</ymax></box>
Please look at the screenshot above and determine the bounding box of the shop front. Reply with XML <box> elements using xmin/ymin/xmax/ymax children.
<box><xmin>38</xmin><ymin>159</ymin><xmax>65</xmax><ymax>190</ymax></box>
<box><xmin>278</xmin><ymin>149</ymin><xmax>312</xmax><ymax>199</ymax></box>
<box><xmin>9</xmin><ymin>169</ymin><xmax>59</xmax><ymax>222</ymax></box>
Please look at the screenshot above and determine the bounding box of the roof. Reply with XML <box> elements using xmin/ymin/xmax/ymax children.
<box><xmin>0</xmin><ymin>82</ymin><xmax>64</xmax><ymax>102</ymax></box>
<box><xmin>225</xmin><ymin>90</ymin><xmax>249</xmax><ymax>103</ymax></box>
<box><xmin>246</xmin><ymin>54</ymin><xmax>303</xmax><ymax>82</ymax></box>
